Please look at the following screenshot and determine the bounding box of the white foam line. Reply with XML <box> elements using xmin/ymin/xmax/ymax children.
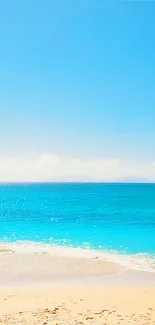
<box><xmin>0</xmin><ymin>241</ymin><xmax>155</xmax><ymax>273</ymax></box>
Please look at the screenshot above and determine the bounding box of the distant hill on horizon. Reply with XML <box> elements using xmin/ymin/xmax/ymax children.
<box><xmin>45</xmin><ymin>176</ymin><xmax>155</xmax><ymax>183</ymax></box>
<box><xmin>114</xmin><ymin>177</ymin><xmax>154</xmax><ymax>184</ymax></box>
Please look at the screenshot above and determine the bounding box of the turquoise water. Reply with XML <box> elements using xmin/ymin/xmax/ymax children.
<box><xmin>0</xmin><ymin>183</ymin><xmax>155</xmax><ymax>257</ymax></box>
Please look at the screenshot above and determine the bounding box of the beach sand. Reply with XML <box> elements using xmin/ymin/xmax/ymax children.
<box><xmin>0</xmin><ymin>284</ymin><xmax>155</xmax><ymax>324</ymax></box>
<box><xmin>0</xmin><ymin>250</ymin><xmax>155</xmax><ymax>324</ymax></box>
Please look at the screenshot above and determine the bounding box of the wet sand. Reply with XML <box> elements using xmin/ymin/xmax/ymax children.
<box><xmin>0</xmin><ymin>250</ymin><xmax>123</xmax><ymax>285</ymax></box>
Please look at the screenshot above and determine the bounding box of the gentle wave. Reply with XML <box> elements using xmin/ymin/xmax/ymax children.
<box><xmin>0</xmin><ymin>241</ymin><xmax>155</xmax><ymax>273</ymax></box>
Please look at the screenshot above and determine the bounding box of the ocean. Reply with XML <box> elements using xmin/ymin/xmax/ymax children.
<box><xmin>0</xmin><ymin>183</ymin><xmax>155</xmax><ymax>272</ymax></box>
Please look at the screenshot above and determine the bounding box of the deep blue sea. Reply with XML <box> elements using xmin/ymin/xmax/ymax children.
<box><xmin>0</xmin><ymin>183</ymin><xmax>155</xmax><ymax>271</ymax></box>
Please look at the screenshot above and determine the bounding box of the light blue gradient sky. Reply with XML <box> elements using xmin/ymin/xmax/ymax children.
<box><xmin>0</xmin><ymin>1</ymin><xmax>155</xmax><ymax>181</ymax></box>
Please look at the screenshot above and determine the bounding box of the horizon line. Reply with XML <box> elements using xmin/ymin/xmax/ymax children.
<box><xmin>0</xmin><ymin>181</ymin><xmax>154</xmax><ymax>184</ymax></box>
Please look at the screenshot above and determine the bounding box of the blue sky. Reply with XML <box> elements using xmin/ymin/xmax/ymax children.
<box><xmin>0</xmin><ymin>1</ymin><xmax>155</xmax><ymax>181</ymax></box>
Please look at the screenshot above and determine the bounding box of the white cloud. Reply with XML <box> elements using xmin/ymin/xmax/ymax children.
<box><xmin>0</xmin><ymin>153</ymin><xmax>154</xmax><ymax>182</ymax></box>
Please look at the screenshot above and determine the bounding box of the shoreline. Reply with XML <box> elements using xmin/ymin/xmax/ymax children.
<box><xmin>1</xmin><ymin>248</ymin><xmax>155</xmax><ymax>287</ymax></box>
<box><xmin>1</xmin><ymin>240</ymin><xmax>155</xmax><ymax>273</ymax></box>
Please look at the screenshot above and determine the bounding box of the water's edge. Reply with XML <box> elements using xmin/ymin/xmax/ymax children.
<box><xmin>0</xmin><ymin>241</ymin><xmax>155</xmax><ymax>273</ymax></box>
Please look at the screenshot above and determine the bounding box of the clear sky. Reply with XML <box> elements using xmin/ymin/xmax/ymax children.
<box><xmin>0</xmin><ymin>1</ymin><xmax>155</xmax><ymax>181</ymax></box>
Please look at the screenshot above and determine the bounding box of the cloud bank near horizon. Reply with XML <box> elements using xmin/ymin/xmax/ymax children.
<box><xmin>0</xmin><ymin>153</ymin><xmax>155</xmax><ymax>182</ymax></box>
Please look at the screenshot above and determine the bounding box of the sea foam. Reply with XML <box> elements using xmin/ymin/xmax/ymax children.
<box><xmin>0</xmin><ymin>241</ymin><xmax>155</xmax><ymax>273</ymax></box>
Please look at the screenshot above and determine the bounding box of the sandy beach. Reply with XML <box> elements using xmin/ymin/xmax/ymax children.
<box><xmin>0</xmin><ymin>249</ymin><xmax>155</xmax><ymax>324</ymax></box>
<box><xmin>1</xmin><ymin>284</ymin><xmax>155</xmax><ymax>324</ymax></box>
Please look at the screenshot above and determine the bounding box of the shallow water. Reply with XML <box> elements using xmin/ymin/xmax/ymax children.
<box><xmin>0</xmin><ymin>183</ymin><xmax>155</xmax><ymax>272</ymax></box>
